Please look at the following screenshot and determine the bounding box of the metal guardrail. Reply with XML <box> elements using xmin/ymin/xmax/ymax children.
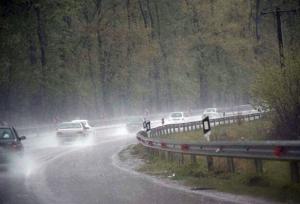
<box><xmin>136</xmin><ymin>112</ymin><xmax>300</xmax><ymax>182</ymax></box>
<box><xmin>149</xmin><ymin>113</ymin><xmax>262</xmax><ymax>137</ymax></box>
<box><xmin>137</xmin><ymin>133</ymin><xmax>300</xmax><ymax>161</ymax></box>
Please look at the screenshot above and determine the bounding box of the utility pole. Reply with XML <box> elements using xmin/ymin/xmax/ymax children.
<box><xmin>261</xmin><ymin>7</ymin><xmax>299</xmax><ymax>69</ymax></box>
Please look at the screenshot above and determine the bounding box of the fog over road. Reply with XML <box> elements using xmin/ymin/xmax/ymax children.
<box><xmin>0</xmin><ymin>126</ymin><xmax>266</xmax><ymax>204</ymax></box>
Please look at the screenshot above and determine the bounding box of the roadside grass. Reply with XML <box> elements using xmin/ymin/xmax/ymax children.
<box><xmin>125</xmin><ymin>118</ymin><xmax>300</xmax><ymax>203</ymax></box>
<box><xmin>159</xmin><ymin>118</ymin><xmax>273</xmax><ymax>142</ymax></box>
<box><xmin>126</xmin><ymin>144</ymin><xmax>300</xmax><ymax>203</ymax></box>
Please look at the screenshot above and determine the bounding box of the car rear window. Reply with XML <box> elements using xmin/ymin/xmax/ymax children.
<box><xmin>0</xmin><ymin>128</ymin><xmax>15</xmax><ymax>140</ymax></box>
<box><xmin>205</xmin><ymin>108</ymin><xmax>217</xmax><ymax>113</ymax></box>
<box><xmin>171</xmin><ymin>112</ymin><xmax>183</xmax><ymax>118</ymax></box>
<box><xmin>58</xmin><ymin>123</ymin><xmax>82</xmax><ymax>129</ymax></box>
<box><xmin>73</xmin><ymin>120</ymin><xmax>89</xmax><ymax>126</ymax></box>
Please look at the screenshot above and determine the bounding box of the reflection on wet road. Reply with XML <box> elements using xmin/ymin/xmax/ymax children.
<box><xmin>0</xmin><ymin>125</ymin><xmax>263</xmax><ymax>204</ymax></box>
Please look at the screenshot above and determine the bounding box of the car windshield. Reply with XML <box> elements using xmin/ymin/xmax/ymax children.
<box><xmin>0</xmin><ymin>128</ymin><xmax>14</xmax><ymax>140</ymax></box>
<box><xmin>58</xmin><ymin>123</ymin><xmax>82</xmax><ymax>129</ymax></box>
<box><xmin>171</xmin><ymin>113</ymin><xmax>183</xmax><ymax>118</ymax></box>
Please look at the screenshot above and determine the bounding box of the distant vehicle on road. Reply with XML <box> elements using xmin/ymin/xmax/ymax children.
<box><xmin>126</xmin><ymin>117</ymin><xmax>143</xmax><ymax>133</ymax></box>
<box><xmin>203</xmin><ymin>108</ymin><xmax>221</xmax><ymax>119</ymax></box>
<box><xmin>0</xmin><ymin>126</ymin><xmax>26</xmax><ymax>167</ymax></box>
<box><xmin>167</xmin><ymin>112</ymin><xmax>187</xmax><ymax>124</ymax></box>
<box><xmin>56</xmin><ymin>122</ymin><xmax>90</xmax><ymax>143</ymax></box>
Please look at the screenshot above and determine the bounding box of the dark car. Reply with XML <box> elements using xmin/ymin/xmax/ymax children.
<box><xmin>126</xmin><ymin>117</ymin><xmax>143</xmax><ymax>133</ymax></box>
<box><xmin>0</xmin><ymin>126</ymin><xmax>26</xmax><ymax>166</ymax></box>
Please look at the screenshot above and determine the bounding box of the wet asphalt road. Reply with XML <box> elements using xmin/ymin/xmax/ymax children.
<box><xmin>0</xmin><ymin>127</ymin><xmax>265</xmax><ymax>204</ymax></box>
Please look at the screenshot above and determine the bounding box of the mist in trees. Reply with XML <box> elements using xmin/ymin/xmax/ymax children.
<box><xmin>0</xmin><ymin>0</ymin><xmax>299</xmax><ymax>126</ymax></box>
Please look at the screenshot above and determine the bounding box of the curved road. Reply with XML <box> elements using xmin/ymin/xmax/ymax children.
<box><xmin>0</xmin><ymin>126</ymin><xmax>269</xmax><ymax>204</ymax></box>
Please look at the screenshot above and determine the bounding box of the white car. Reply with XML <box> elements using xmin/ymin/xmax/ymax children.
<box><xmin>203</xmin><ymin>108</ymin><xmax>221</xmax><ymax>119</ymax></box>
<box><xmin>56</xmin><ymin>122</ymin><xmax>90</xmax><ymax>143</ymax></box>
<box><xmin>167</xmin><ymin>112</ymin><xmax>186</xmax><ymax>124</ymax></box>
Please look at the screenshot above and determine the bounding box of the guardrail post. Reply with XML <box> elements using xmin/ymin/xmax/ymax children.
<box><xmin>151</xmin><ymin>148</ymin><xmax>156</xmax><ymax>157</ymax></box>
<box><xmin>176</xmin><ymin>153</ymin><xmax>184</xmax><ymax>166</ymax></box>
<box><xmin>206</xmin><ymin>156</ymin><xmax>214</xmax><ymax>172</ymax></box>
<box><xmin>159</xmin><ymin>150</ymin><xmax>165</xmax><ymax>160</ymax></box>
<box><xmin>181</xmin><ymin>153</ymin><xmax>185</xmax><ymax>165</ymax></box>
<box><xmin>227</xmin><ymin>158</ymin><xmax>235</xmax><ymax>173</ymax></box>
<box><xmin>290</xmin><ymin>161</ymin><xmax>300</xmax><ymax>183</ymax></box>
<box><xmin>148</xmin><ymin>148</ymin><xmax>153</xmax><ymax>157</ymax></box>
<box><xmin>191</xmin><ymin>155</ymin><xmax>197</xmax><ymax>164</ymax></box>
<box><xmin>164</xmin><ymin>151</ymin><xmax>168</xmax><ymax>160</ymax></box>
<box><xmin>254</xmin><ymin>159</ymin><xmax>263</xmax><ymax>174</ymax></box>
<box><xmin>167</xmin><ymin>151</ymin><xmax>172</xmax><ymax>161</ymax></box>
<box><xmin>175</xmin><ymin>153</ymin><xmax>180</xmax><ymax>166</ymax></box>
<box><xmin>156</xmin><ymin>149</ymin><xmax>159</xmax><ymax>157</ymax></box>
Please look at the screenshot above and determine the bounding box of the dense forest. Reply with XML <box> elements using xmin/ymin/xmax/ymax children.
<box><xmin>0</xmin><ymin>0</ymin><xmax>299</xmax><ymax>125</ymax></box>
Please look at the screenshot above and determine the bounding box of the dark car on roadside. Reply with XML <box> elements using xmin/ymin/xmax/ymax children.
<box><xmin>0</xmin><ymin>126</ymin><xmax>26</xmax><ymax>167</ymax></box>
<box><xmin>126</xmin><ymin>117</ymin><xmax>143</xmax><ymax>133</ymax></box>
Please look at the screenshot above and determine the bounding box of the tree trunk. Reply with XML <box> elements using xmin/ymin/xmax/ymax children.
<box><xmin>138</xmin><ymin>0</ymin><xmax>148</xmax><ymax>28</ymax></box>
<box><xmin>255</xmin><ymin>0</ymin><xmax>261</xmax><ymax>40</ymax></box>
<box><xmin>34</xmin><ymin>4</ymin><xmax>47</xmax><ymax>67</ymax></box>
<box><xmin>87</xmin><ymin>38</ymin><xmax>100</xmax><ymax>116</ymax></box>
<box><xmin>34</xmin><ymin>4</ymin><xmax>47</xmax><ymax>121</ymax></box>
<box><xmin>3</xmin><ymin>63</ymin><xmax>12</xmax><ymax>123</ymax></box>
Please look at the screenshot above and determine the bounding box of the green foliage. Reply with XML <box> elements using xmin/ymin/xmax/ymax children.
<box><xmin>0</xmin><ymin>0</ymin><xmax>299</xmax><ymax>125</ymax></box>
<box><xmin>251</xmin><ymin>59</ymin><xmax>300</xmax><ymax>139</ymax></box>
<box><xmin>126</xmin><ymin>144</ymin><xmax>300</xmax><ymax>203</ymax></box>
